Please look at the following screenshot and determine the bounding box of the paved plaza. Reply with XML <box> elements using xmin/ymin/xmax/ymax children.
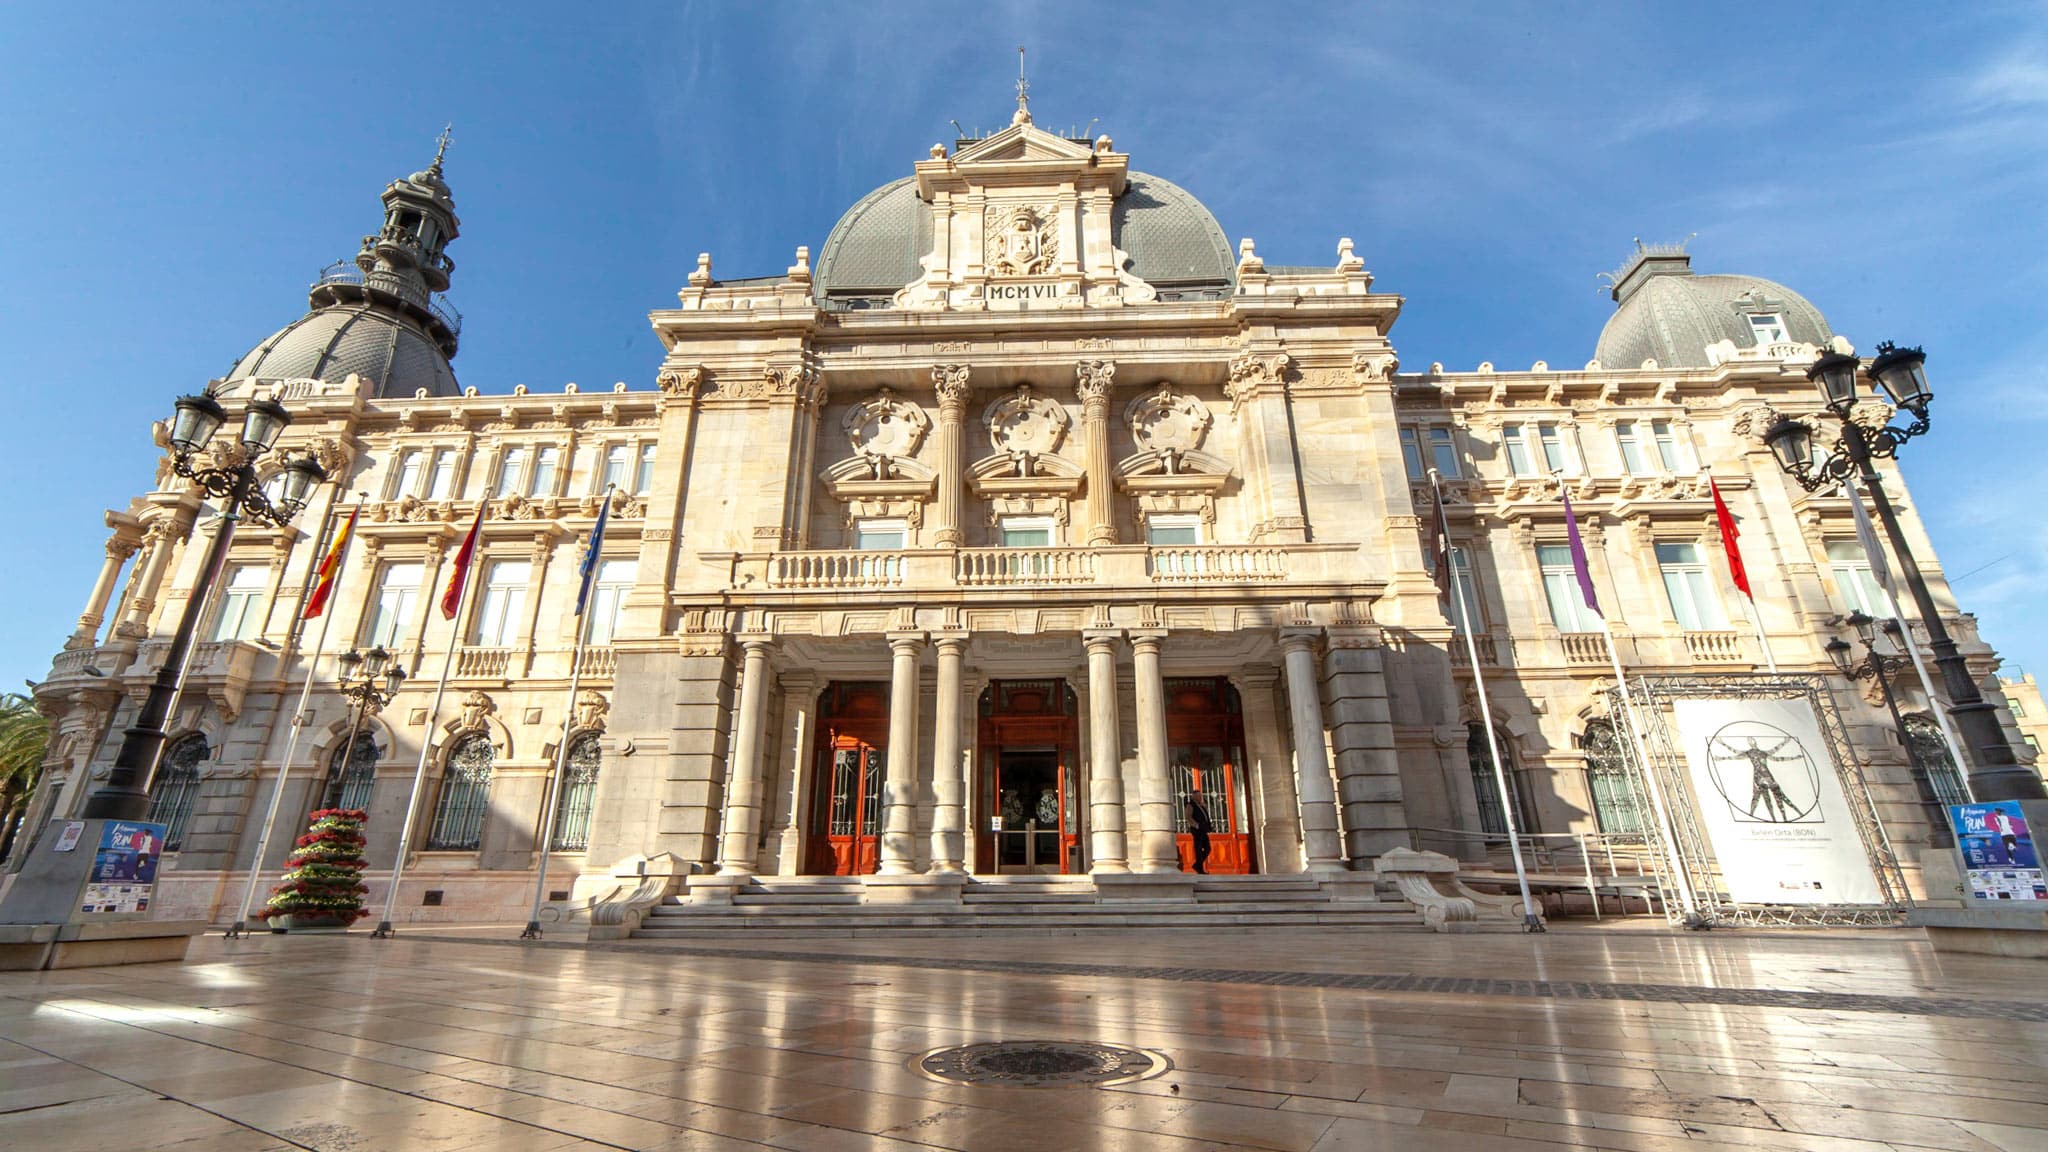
<box><xmin>1</xmin><ymin>925</ymin><xmax>2045</xmax><ymax>1151</ymax></box>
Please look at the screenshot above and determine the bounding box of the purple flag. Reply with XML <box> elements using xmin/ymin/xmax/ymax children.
<box><xmin>1561</xmin><ymin>489</ymin><xmax>1602</xmax><ymax>618</ymax></box>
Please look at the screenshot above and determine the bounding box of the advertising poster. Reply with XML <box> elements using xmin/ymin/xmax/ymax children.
<box><xmin>1671</xmin><ymin>698</ymin><xmax>1885</xmax><ymax>905</ymax></box>
<box><xmin>80</xmin><ymin>820</ymin><xmax>166</xmax><ymax>914</ymax></box>
<box><xmin>1950</xmin><ymin>802</ymin><xmax>2047</xmax><ymax>902</ymax></box>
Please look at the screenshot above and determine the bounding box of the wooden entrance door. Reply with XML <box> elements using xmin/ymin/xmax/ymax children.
<box><xmin>805</xmin><ymin>682</ymin><xmax>889</xmax><ymax>875</ymax></box>
<box><xmin>975</xmin><ymin>680</ymin><xmax>1082</xmax><ymax>874</ymax></box>
<box><xmin>1166</xmin><ymin>678</ymin><xmax>1256</xmax><ymax>874</ymax></box>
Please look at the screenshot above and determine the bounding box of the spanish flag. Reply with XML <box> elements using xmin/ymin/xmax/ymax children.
<box><xmin>300</xmin><ymin>506</ymin><xmax>359</xmax><ymax>619</ymax></box>
<box><xmin>440</xmin><ymin>501</ymin><xmax>487</xmax><ymax>619</ymax></box>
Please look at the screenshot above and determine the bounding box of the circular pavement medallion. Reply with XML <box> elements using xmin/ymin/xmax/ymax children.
<box><xmin>916</xmin><ymin>1040</ymin><xmax>1171</xmax><ymax>1088</ymax></box>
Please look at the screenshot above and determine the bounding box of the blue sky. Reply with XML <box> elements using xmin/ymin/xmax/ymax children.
<box><xmin>3</xmin><ymin>3</ymin><xmax>2045</xmax><ymax>691</ymax></box>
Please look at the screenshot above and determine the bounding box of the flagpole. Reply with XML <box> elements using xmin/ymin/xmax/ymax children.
<box><xmin>1597</xmin><ymin>618</ymin><xmax>1701</xmax><ymax>921</ymax></box>
<box><xmin>225</xmin><ymin>491</ymin><xmax>356</xmax><ymax>938</ymax></box>
<box><xmin>1742</xmin><ymin>595</ymin><xmax>1779</xmax><ymax>675</ymax></box>
<box><xmin>1431</xmin><ymin>470</ymin><xmax>1542</xmax><ymax>932</ymax></box>
<box><xmin>1710</xmin><ymin>478</ymin><xmax>1777</xmax><ymax>673</ymax></box>
<box><xmin>373</xmin><ymin>503</ymin><xmax>485</xmax><ymax>939</ymax></box>
<box><xmin>1849</xmin><ymin>478</ymin><xmax>1973</xmax><ymax>800</ymax></box>
<box><xmin>524</xmin><ymin>486</ymin><xmax>613</xmax><ymax>941</ymax></box>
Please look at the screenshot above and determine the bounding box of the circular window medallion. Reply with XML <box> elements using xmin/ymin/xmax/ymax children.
<box><xmin>916</xmin><ymin>1041</ymin><xmax>1170</xmax><ymax>1088</ymax></box>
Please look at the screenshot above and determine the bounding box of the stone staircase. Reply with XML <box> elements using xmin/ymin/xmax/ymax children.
<box><xmin>629</xmin><ymin>872</ymin><xmax>1425</xmax><ymax>939</ymax></box>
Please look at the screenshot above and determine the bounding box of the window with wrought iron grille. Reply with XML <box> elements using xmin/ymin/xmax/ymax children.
<box><xmin>1902</xmin><ymin>713</ymin><xmax>1970</xmax><ymax>809</ymax></box>
<box><xmin>148</xmin><ymin>734</ymin><xmax>208</xmax><ymax>852</ymax></box>
<box><xmin>551</xmin><ymin>733</ymin><xmax>602</xmax><ymax>851</ymax></box>
<box><xmin>426</xmin><ymin>734</ymin><xmax>494</xmax><ymax>851</ymax></box>
<box><xmin>321</xmin><ymin>733</ymin><xmax>380</xmax><ymax>812</ymax></box>
<box><xmin>1468</xmin><ymin>726</ymin><xmax>1531</xmax><ymax>837</ymax></box>
<box><xmin>1581</xmin><ymin>720</ymin><xmax>1643</xmax><ymax>834</ymax></box>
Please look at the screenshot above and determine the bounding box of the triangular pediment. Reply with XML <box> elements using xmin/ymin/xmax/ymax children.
<box><xmin>952</xmin><ymin>123</ymin><xmax>1094</xmax><ymax>166</ymax></box>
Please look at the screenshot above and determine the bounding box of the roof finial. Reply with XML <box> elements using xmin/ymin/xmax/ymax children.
<box><xmin>1012</xmin><ymin>46</ymin><xmax>1032</xmax><ymax>126</ymax></box>
<box><xmin>431</xmin><ymin>123</ymin><xmax>452</xmax><ymax>175</ymax></box>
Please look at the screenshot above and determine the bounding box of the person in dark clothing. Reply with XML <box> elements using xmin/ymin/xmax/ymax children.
<box><xmin>1187</xmin><ymin>795</ymin><xmax>1213</xmax><ymax>874</ymax></box>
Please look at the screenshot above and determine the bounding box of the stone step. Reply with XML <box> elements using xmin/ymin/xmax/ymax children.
<box><xmin>960</xmin><ymin>892</ymin><xmax>1099</xmax><ymax>904</ymax></box>
<box><xmin>1195</xmin><ymin>889</ymin><xmax>1330</xmax><ymax>904</ymax></box>
<box><xmin>634</xmin><ymin>911</ymin><xmax>1421</xmax><ymax>934</ymax></box>
<box><xmin>731</xmin><ymin>893</ymin><xmax>864</xmax><ymax>906</ymax></box>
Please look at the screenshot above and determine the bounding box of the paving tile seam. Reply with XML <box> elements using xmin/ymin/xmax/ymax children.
<box><xmin>380</xmin><ymin>934</ymin><xmax>2048</xmax><ymax>1023</ymax></box>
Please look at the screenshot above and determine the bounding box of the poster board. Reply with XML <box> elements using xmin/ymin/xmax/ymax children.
<box><xmin>1670</xmin><ymin>697</ymin><xmax>1885</xmax><ymax>906</ymax></box>
<box><xmin>1950</xmin><ymin>802</ymin><xmax>2046</xmax><ymax>902</ymax></box>
<box><xmin>80</xmin><ymin>820</ymin><xmax>166</xmax><ymax>914</ymax></box>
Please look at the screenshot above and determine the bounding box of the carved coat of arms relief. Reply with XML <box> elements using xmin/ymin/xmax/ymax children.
<box><xmin>984</xmin><ymin>203</ymin><xmax>1058</xmax><ymax>276</ymax></box>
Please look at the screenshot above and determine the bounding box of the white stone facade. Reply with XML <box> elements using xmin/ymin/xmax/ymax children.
<box><xmin>12</xmin><ymin>116</ymin><xmax>2017</xmax><ymax>922</ymax></box>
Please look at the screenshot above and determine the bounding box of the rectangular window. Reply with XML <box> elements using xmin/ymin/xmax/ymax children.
<box><xmin>1426</xmin><ymin>546</ymin><xmax>1478</xmax><ymax>633</ymax></box>
<box><xmin>2011</xmin><ymin>700</ymin><xmax>2026</xmax><ymax>719</ymax></box>
<box><xmin>1398</xmin><ymin>429</ymin><xmax>1425</xmax><ymax>481</ymax></box>
<box><xmin>363</xmin><ymin>562</ymin><xmax>423</xmax><ymax>649</ymax></box>
<box><xmin>1616</xmin><ymin>422</ymin><xmax>1650</xmax><ymax>476</ymax></box>
<box><xmin>1503</xmin><ymin>424</ymin><xmax>1534</xmax><ymax>477</ymax></box>
<box><xmin>1429</xmin><ymin>428</ymin><xmax>1461</xmax><ymax>478</ymax></box>
<box><xmin>582</xmin><ymin>559</ymin><xmax>634</xmax><ymax>645</ymax></box>
<box><xmin>471</xmin><ymin>560</ymin><xmax>529</xmax><ymax>647</ymax></box>
<box><xmin>1537</xmin><ymin>423</ymin><xmax>1569</xmax><ymax>475</ymax></box>
<box><xmin>527</xmin><ymin>446</ymin><xmax>559</xmax><ymax>497</ymax></box>
<box><xmin>210</xmin><ymin>564</ymin><xmax>268</xmax><ymax>641</ymax></box>
<box><xmin>494</xmin><ymin>447</ymin><xmax>526</xmax><ymax>498</ymax></box>
<box><xmin>1537</xmin><ymin>544</ymin><xmax>1601</xmax><ymax>632</ymax></box>
<box><xmin>1826</xmin><ymin>540</ymin><xmax>1887</xmax><ymax>616</ymax></box>
<box><xmin>1748</xmin><ymin>313</ymin><xmax>1788</xmax><ymax>345</ymax></box>
<box><xmin>1145</xmin><ymin>514</ymin><xmax>1202</xmax><ymax>546</ymax></box>
<box><xmin>999</xmin><ymin>516</ymin><xmax>1056</xmax><ymax>548</ymax></box>
<box><xmin>391</xmin><ymin>449</ymin><xmax>424</xmax><ymax>499</ymax></box>
<box><xmin>633</xmin><ymin>444</ymin><xmax>658</xmax><ymax>495</ymax></box>
<box><xmin>1656</xmin><ymin>542</ymin><xmax>1728</xmax><ymax>630</ymax></box>
<box><xmin>855</xmin><ymin>518</ymin><xmax>907</xmax><ymax>550</ymax></box>
<box><xmin>599</xmin><ymin>444</ymin><xmax>629</xmax><ymax>492</ymax></box>
<box><xmin>1651</xmin><ymin>420</ymin><xmax>1683</xmax><ymax>471</ymax></box>
<box><xmin>425</xmin><ymin>449</ymin><xmax>457</xmax><ymax>500</ymax></box>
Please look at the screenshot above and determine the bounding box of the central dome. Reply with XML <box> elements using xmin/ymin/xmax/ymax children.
<box><xmin>814</xmin><ymin>171</ymin><xmax>1235</xmax><ymax>307</ymax></box>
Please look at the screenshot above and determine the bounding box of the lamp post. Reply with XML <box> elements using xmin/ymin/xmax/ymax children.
<box><xmin>1827</xmin><ymin>613</ymin><xmax>1954</xmax><ymax>847</ymax></box>
<box><xmin>1764</xmin><ymin>343</ymin><xmax>2041</xmax><ymax>802</ymax></box>
<box><xmin>82</xmin><ymin>392</ymin><xmax>326</xmax><ymax>820</ymax></box>
<box><xmin>321</xmin><ymin>646</ymin><xmax>406</xmax><ymax>812</ymax></box>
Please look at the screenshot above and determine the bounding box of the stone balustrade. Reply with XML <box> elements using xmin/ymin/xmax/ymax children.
<box><xmin>455</xmin><ymin>646</ymin><xmax>513</xmax><ymax>678</ymax></box>
<box><xmin>1560</xmin><ymin>632</ymin><xmax>1607</xmax><ymax>665</ymax></box>
<box><xmin>1147</xmin><ymin>545</ymin><xmax>1286</xmax><ymax>583</ymax></box>
<box><xmin>1683</xmin><ymin>630</ymin><xmax>1744</xmax><ymax>664</ymax></box>
<box><xmin>957</xmin><ymin>547</ymin><xmax>1097</xmax><ymax>586</ymax></box>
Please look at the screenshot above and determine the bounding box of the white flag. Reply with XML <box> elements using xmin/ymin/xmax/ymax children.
<box><xmin>1846</xmin><ymin>480</ymin><xmax>1894</xmax><ymax>593</ymax></box>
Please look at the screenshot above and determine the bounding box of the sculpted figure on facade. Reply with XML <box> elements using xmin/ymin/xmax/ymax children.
<box><xmin>842</xmin><ymin>388</ymin><xmax>930</xmax><ymax>478</ymax></box>
<box><xmin>985</xmin><ymin>203</ymin><xmax>1058</xmax><ymax>276</ymax></box>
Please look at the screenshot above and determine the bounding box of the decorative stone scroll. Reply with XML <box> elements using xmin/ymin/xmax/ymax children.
<box><xmin>1124</xmin><ymin>383</ymin><xmax>1210</xmax><ymax>470</ymax></box>
<box><xmin>1225</xmin><ymin>351</ymin><xmax>1291</xmax><ymax>410</ymax></box>
<box><xmin>842</xmin><ymin>388</ymin><xmax>930</xmax><ymax>475</ymax></box>
<box><xmin>983</xmin><ymin>385</ymin><xmax>1070</xmax><ymax>475</ymax></box>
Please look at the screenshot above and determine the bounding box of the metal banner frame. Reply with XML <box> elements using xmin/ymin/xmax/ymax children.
<box><xmin>1602</xmin><ymin>672</ymin><xmax>1909</xmax><ymax>928</ymax></box>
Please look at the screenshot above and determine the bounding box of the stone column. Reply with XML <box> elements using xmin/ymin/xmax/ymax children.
<box><xmin>1232</xmin><ymin>663</ymin><xmax>1302</xmax><ymax>874</ymax></box>
<box><xmin>1130</xmin><ymin>631</ymin><xmax>1177</xmax><ymax>872</ymax></box>
<box><xmin>114</xmin><ymin>515</ymin><xmax>184</xmax><ymax>638</ymax></box>
<box><xmin>1084</xmin><ymin>629</ymin><xmax>1129</xmax><ymax>872</ymax></box>
<box><xmin>69</xmin><ymin>532</ymin><xmax>141</xmax><ymax>649</ymax></box>
<box><xmin>716</xmin><ymin>635</ymin><xmax>775</xmax><ymax>875</ymax></box>
<box><xmin>879</xmin><ymin>632</ymin><xmax>925</xmax><ymax>874</ymax></box>
<box><xmin>928</xmin><ymin>634</ymin><xmax>968</xmax><ymax>872</ymax></box>
<box><xmin>932</xmin><ymin>365</ymin><xmax>971</xmax><ymax>547</ymax></box>
<box><xmin>1074</xmin><ymin>360</ymin><xmax>1118</xmax><ymax>545</ymax></box>
<box><xmin>1281</xmin><ymin>630</ymin><xmax>1347</xmax><ymax>871</ymax></box>
<box><xmin>775</xmin><ymin>671</ymin><xmax>820</xmax><ymax>874</ymax></box>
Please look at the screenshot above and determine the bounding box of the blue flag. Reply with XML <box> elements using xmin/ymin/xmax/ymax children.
<box><xmin>574</xmin><ymin>495</ymin><xmax>612</xmax><ymax>616</ymax></box>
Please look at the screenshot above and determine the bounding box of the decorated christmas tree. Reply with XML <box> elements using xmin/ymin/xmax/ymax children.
<box><xmin>259</xmin><ymin>808</ymin><xmax>370</xmax><ymax>928</ymax></box>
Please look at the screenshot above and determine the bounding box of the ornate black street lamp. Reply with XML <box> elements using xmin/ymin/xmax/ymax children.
<box><xmin>1826</xmin><ymin>613</ymin><xmax>1954</xmax><ymax>846</ymax></box>
<box><xmin>82</xmin><ymin>392</ymin><xmax>326</xmax><ymax>820</ymax></box>
<box><xmin>322</xmin><ymin>646</ymin><xmax>407</xmax><ymax>811</ymax></box>
<box><xmin>1765</xmin><ymin>345</ymin><xmax>2043</xmax><ymax>802</ymax></box>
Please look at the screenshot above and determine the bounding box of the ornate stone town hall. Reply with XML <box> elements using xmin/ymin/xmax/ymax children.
<box><xmin>10</xmin><ymin>97</ymin><xmax>2024</xmax><ymax>930</ymax></box>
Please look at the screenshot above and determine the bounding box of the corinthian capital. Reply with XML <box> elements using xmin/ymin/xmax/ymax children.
<box><xmin>1074</xmin><ymin>359</ymin><xmax>1116</xmax><ymax>410</ymax></box>
<box><xmin>932</xmin><ymin>364</ymin><xmax>971</xmax><ymax>415</ymax></box>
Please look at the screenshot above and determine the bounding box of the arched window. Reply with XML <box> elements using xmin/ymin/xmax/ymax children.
<box><xmin>1468</xmin><ymin>725</ymin><xmax>1533</xmax><ymax>837</ymax></box>
<box><xmin>1902</xmin><ymin>714</ymin><xmax>1969</xmax><ymax>809</ymax></box>
<box><xmin>426</xmin><ymin>734</ymin><xmax>494</xmax><ymax>851</ymax></box>
<box><xmin>550</xmin><ymin>733</ymin><xmax>602</xmax><ymax>851</ymax></box>
<box><xmin>148</xmin><ymin>734</ymin><xmax>207</xmax><ymax>852</ymax></box>
<box><xmin>321</xmin><ymin>732</ymin><xmax>380</xmax><ymax>812</ymax></box>
<box><xmin>1582</xmin><ymin>720</ymin><xmax>1643</xmax><ymax>835</ymax></box>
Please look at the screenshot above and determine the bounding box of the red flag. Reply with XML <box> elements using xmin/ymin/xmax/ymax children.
<box><xmin>440</xmin><ymin>502</ymin><xmax>487</xmax><ymax>619</ymax></box>
<box><xmin>1710</xmin><ymin>479</ymin><xmax>1752</xmax><ymax>600</ymax></box>
<box><xmin>301</xmin><ymin>507</ymin><xmax>359</xmax><ymax>619</ymax></box>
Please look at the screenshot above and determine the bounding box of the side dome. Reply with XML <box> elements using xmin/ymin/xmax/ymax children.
<box><xmin>813</xmin><ymin>170</ymin><xmax>1234</xmax><ymax>306</ymax></box>
<box><xmin>224</xmin><ymin>295</ymin><xmax>459</xmax><ymax>398</ymax></box>
<box><xmin>1595</xmin><ymin>247</ymin><xmax>1832</xmax><ymax>370</ymax></box>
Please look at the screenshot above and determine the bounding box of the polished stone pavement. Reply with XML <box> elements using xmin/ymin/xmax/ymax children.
<box><xmin>2</xmin><ymin>923</ymin><xmax>2045</xmax><ymax>1151</ymax></box>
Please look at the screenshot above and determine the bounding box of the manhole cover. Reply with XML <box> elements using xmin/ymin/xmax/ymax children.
<box><xmin>916</xmin><ymin>1041</ymin><xmax>1170</xmax><ymax>1088</ymax></box>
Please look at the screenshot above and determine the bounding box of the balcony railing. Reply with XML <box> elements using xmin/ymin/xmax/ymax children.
<box><xmin>1147</xmin><ymin>546</ymin><xmax>1286</xmax><ymax>583</ymax></box>
<box><xmin>1449</xmin><ymin>634</ymin><xmax>1499</xmax><ymax>667</ymax></box>
<box><xmin>1684</xmin><ymin>630</ymin><xmax>1744</xmax><ymax>664</ymax></box>
<box><xmin>1560</xmin><ymin>632</ymin><xmax>1607</xmax><ymax>665</ymax></box>
<box><xmin>769</xmin><ymin>551</ymin><xmax>905</xmax><ymax>589</ymax></box>
<box><xmin>573</xmin><ymin>645</ymin><xmax>616</xmax><ymax>679</ymax></box>
<box><xmin>957</xmin><ymin>548</ymin><xmax>1097</xmax><ymax>586</ymax></box>
<box><xmin>455</xmin><ymin>646</ymin><xmax>513</xmax><ymax>678</ymax></box>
